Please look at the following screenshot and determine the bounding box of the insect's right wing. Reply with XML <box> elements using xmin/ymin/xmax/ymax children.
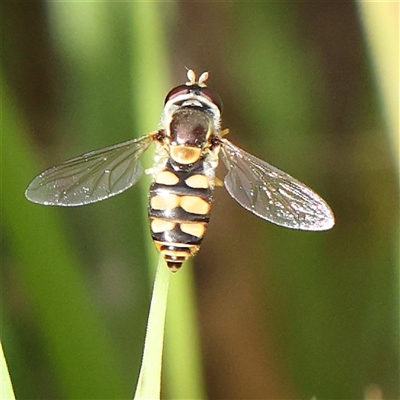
<box><xmin>220</xmin><ymin>138</ymin><xmax>335</xmax><ymax>231</ymax></box>
<box><xmin>25</xmin><ymin>133</ymin><xmax>156</xmax><ymax>206</ymax></box>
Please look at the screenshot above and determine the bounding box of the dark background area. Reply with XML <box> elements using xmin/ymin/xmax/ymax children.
<box><xmin>2</xmin><ymin>2</ymin><xmax>398</xmax><ymax>399</ymax></box>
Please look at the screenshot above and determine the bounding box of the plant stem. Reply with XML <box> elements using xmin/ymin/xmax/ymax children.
<box><xmin>134</xmin><ymin>257</ymin><xmax>170</xmax><ymax>400</ymax></box>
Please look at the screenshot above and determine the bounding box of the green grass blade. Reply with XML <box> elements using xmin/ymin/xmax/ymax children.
<box><xmin>0</xmin><ymin>343</ymin><xmax>16</xmax><ymax>400</ymax></box>
<box><xmin>357</xmin><ymin>2</ymin><xmax>399</xmax><ymax>160</ymax></box>
<box><xmin>134</xmin><ymin>257</ymin><xmax>170</xmax><ymax>400</ymax></box>
<box><xmin>164</xmin><ymin>267</ymin><xmax>206</xmax><ymax>399</ymax></box>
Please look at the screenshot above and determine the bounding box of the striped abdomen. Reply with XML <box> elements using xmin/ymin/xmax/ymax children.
<box><xmin>148</xmin><ymin>160</ymin><xmax>213</xmax><ymax>272</ymax></box>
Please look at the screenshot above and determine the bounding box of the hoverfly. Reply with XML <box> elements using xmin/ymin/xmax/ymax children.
<box><xmin>26</xmin><ymin>70</ymin><xmax>335</xmax><ymax>271</ymax></box>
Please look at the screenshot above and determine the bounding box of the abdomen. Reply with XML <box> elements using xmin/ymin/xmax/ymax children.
<box><xmin>148</xmin><ymin>160</ymin><xmax>213</xmax><ymax>272</ymax></box>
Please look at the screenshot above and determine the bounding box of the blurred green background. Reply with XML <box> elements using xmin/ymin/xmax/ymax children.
<box><xmin>1</xmin><ymin>2</ymin><xmax>398</xmax><ymax>399</ymax></box>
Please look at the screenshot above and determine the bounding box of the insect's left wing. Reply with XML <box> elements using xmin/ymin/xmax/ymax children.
<box><xmin>25</xmin><ymin>133</ymin><xmax>155</xmax><ymax>206</ymax></box>
<box><xmin>220</xmin><ymin>138</ymin><xmax>335</xmax><ymax>231</ymax></box>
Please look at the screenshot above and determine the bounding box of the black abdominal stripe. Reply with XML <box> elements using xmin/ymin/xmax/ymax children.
<box><xmin>148</xmin><ymin>161</ymin><xmax>213</xmax><ymax>272</ymax></box>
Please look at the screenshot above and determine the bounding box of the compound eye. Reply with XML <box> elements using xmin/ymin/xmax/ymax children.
<box><xmin>164</xmin><ymin>84</ymin><xmax>189</xmax><ymax>104</ymax></box>
<box><xmin>200</xmin><ymin>87</ymin><xmax>223</xmax><ymax>112</ymax></box>
<box><xmin>164</xmin><ymin>83</ymin><xmax>223</xmax><ymax>112</ymax></box>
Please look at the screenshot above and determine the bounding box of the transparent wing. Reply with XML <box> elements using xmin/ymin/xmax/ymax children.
<box><xmin>25</xmin><ymin>133</ymin><xmax>155</xmax><ymax>206</ymax></box>
<box><xmin>220</xmin><ymin>139</ymin><xmax>335</xmax><ymax>231</ymax></box>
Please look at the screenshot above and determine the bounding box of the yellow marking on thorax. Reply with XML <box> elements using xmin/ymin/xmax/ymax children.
<box><xmin>213</xmin><ymin>177</ymin><xmax>224</xmax><ymax>187</ymax></box>
<box><xmin>180</xmin><ymin>196</ymin><xmax>210</xmax><ymax>214</ymax></box>
<box><xmin>220</xmin><ymin>128</ymin><xmax>230</xmax><ymax>137</ymax></box>
<box><xmin>185</xmin><ymin>174</ymin><xmax>209</xmax><ymax>189</ymax></box>
<box><xmin>180</xmin><ymin>222</ymin><xmax>206</xmax><ymax>237</ymax></box>
<box><xmin>170</xmin><ymin>145</ymin><xmax>201</xmax><ymax>164</ymax></box>
<box><xmin>150</xmin><ymin>193</ymin><xmax>180</xmax><ymax>210</ymax></box>
<box><xmin>155</xmin><ymin>171</ymin><xmax>179</xmax><ymax>185</ymax></box>
<box><xmin>151</xmin><ymin>219</ymin><xmax>176</xmax><ymax>233</ymax></box>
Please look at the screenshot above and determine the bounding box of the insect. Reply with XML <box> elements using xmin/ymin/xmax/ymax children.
<box><xmin>26</xmin><ymin>70</ymin><xmax>335</xmax><ymax>271</ymax></box>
